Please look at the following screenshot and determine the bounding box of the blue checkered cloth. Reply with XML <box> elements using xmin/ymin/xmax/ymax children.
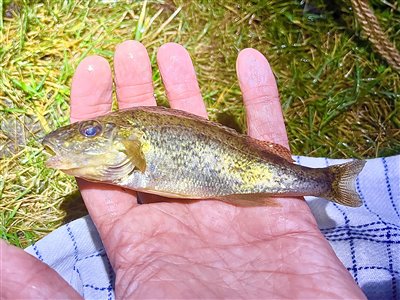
<box><xmin>26</xmin><ymin>155</ymin><xmax>400</xmax><ymax>299</ymax></box>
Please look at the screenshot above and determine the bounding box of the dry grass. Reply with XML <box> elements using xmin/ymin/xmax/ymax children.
<box><xmin>1</xmin><ymin>0</ymin><xmax>399</xmax><ymax>247</ymax></box>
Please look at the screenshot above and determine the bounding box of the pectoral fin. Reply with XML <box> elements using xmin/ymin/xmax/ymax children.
<box><xmin>122</xmin><ymin>140</ymin><xmax>147</xmax><ymax>173</ymax></box>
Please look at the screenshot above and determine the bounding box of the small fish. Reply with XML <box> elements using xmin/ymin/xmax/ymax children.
<box><xmin>42</xmin><ymin>106</ymin><xmax>365</xmax><ymax>207</ymax></box>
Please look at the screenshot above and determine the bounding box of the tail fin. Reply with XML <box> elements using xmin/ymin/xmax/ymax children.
<box><xmin>323</xmin><ymin>160</ymin><xmax>366</xmax><ymax>207</ymax></box>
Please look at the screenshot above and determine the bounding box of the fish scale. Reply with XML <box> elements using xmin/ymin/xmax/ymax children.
<box><xmin>129</xmin><ymin>119</ymin><xmax>275</xmax><ymax>197</ymax></box>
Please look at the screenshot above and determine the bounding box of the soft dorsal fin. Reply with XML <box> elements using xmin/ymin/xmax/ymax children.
<box><xmin>249</xmin><ymin>138</ymin><xmax>293</xmax><ymax>162</ymax></box>
<box><xmin>122</xmin><ymin>139</ymin><xmax>147</xmax><ymax>173</ymax></box>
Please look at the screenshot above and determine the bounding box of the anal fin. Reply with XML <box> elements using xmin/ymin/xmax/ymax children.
<box><xmin>216</xmin><ymin>194</ymin><xmax>280</xmax><ymax>207</ymax></box>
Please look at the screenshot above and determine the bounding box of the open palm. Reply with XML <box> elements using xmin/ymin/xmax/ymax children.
<box><xmin>1</xmin><ymin>42</ymin><xmax>365</xmax><ymax>299</ymax></box>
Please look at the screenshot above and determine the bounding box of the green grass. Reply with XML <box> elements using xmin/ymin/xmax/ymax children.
<box><xmin>0</xmin><ymin>0</ymin><xmax>399</xmax><ymax>247</ymax></box>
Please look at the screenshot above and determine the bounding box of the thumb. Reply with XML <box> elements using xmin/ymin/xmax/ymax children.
<box><xmin>1</xmin><ymin>240</ymin><xmax>82</xmax><ymax>299</ymax></box>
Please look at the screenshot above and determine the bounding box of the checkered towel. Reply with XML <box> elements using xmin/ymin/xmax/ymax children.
<box><xmin>26</xmin><ymin>155</ymin><xmax>400</xmax><ymax>299</ymax></box>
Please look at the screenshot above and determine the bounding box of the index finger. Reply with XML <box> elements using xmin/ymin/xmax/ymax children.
<box><xmin>236</xmin><ymin>48</ymin><xmax>289</xmax><ymax>149</ymax></box>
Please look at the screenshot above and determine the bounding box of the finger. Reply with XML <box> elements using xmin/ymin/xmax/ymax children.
<box><xmin>70</xmin><ymin>56</ymin><xmax>113</xmax><ymax>122</ymax></box>
<box><xmin>114</xmin><ymin>41</ymin><xmax>167</xmax><ymax>205</ymax></box>
<box><xmin>70</xmin><ymin>56</ymin><xmax>139</xmax><ymax>236</ymax></box>
<box><xmin>0</xmin><ymin>240</ymin><xmax>82</xmax><ymax>299</ymax></box>
<box><xmin>236</xmin><ymin>48</ymin><xmax>289</xmax><ymax>149</ymax></box>
<box><xmin>114</xmin><ymin>40</ymin><xmax>156</xmax><ymax>107</ymax></box>
<box><xmin>236</xmin><ymin>50</ymin><xmax>312</xmax><ymax>212</ymax></box>
<box><xmin>157</xmin><ymin>42</ymin><xmax>208</xmax><ymax>118</ymax></box>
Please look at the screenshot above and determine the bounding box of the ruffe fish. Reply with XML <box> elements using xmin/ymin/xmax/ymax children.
<box><xmin>42</xmin><ymin>106</ymin><xmax>365</xmax><ymax>207</ymax></box>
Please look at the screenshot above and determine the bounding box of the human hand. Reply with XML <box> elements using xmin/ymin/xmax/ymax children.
<box><xmin>1</xmin><ymin>41</ymin><xmax>366</xmax><ymax>299</ymax></box>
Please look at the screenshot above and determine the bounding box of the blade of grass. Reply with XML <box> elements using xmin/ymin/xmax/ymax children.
<box><xmin>0</xmin><ymin>0</ymin><xmax>3</xmax><ymax>30</ymax></box>
<box><xmin>144</xmin><ymin>6</ymin><xmax>182</xmax><ymax>41</ymax></box>
<box><xmin>19</xmin><ymin>5</ymin><xmax>28</xmax><ymax>51</ymax></box>
<box><xmin>135</xmin><ymin>0</ymin><xmax>147</xmax><ymax>40</ymax></box>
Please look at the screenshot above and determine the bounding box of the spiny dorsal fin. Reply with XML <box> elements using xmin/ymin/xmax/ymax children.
<box><xmin>122</xmin><ymin>139</ymin><xmax>146</xmax><ymax>173</ymax></box>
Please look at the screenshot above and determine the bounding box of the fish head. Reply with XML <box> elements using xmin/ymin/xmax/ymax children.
<box><xmin>42</xmin><ymin>117</ymin><xmax>136</xmax><ymax>182</ymax></box>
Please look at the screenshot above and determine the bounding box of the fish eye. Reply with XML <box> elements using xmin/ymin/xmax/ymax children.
<box><xmin>79</xmin><ymin>121</ymin><xmax>102</xmax><ymax>138</ymax></box>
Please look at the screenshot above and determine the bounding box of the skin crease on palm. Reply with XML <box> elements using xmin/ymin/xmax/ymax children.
<box><xmin>0</xmin><ymin>41</ymin><xmax>367</xmax><ymax>299</ymax></box>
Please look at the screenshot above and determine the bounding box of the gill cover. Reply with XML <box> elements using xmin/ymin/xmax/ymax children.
<box><xmin>42</xmin><ymin>118</ymin><xmax>149</xmax><ymax>183</ymax></box>
<box><xmin>79</xmin><ymin>128</ymin><xmax>148</xmax><ymax>181</ymax></box>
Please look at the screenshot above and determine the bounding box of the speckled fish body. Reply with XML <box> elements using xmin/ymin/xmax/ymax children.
<box><xmin>42</xmin><ymin>106</ymin><xmax>365</xmax><ymax>207</ymax></box>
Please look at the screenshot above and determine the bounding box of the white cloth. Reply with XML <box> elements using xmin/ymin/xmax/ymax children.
<box><xmin>26</xmin><ymin>155</ymin><xmax>400</xmax><ymax>299</ymax></box>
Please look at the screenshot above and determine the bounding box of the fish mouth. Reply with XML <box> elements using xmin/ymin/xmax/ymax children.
<box><xmin>41</xmin><ymin>140</ymin><xmax>66</xmax><ymax>169</ymax></box>
<box><xmin>43</xmin><ymin>144</ymin><xmax>57</xmax><ymax>156</ymax></box>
